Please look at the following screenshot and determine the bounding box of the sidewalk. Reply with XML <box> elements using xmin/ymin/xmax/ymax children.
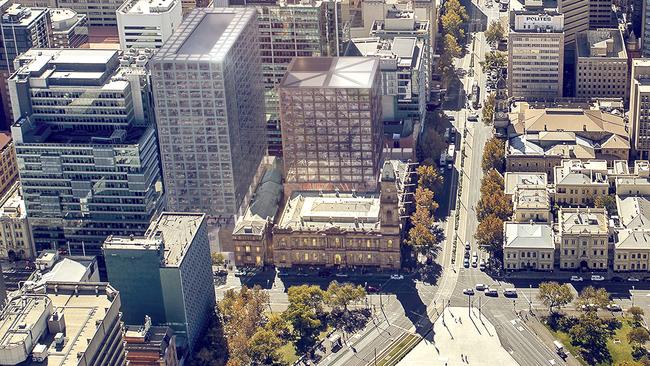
<box><xmin>397</xmin><ymin>307</ymin><xmax>518</xmax><ymax>366</ymax></box>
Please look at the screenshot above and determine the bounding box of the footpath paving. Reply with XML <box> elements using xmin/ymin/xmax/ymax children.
<box><xmin>397</xmin><ymin>307</ymin><xmax>519</xmax><ymax>366</ymax></box>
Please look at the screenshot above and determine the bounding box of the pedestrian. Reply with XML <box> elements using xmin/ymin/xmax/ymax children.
<box><xmin>459</xmin><ymin>317</ymin><xmax>462</xmax><ymax>324</ymax></box>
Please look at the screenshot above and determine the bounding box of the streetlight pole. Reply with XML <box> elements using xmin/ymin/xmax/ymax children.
<box><xmin>529</xmin><ymin>284</ymin><xmax>533</xmax><ymax>313</ymax></box>
<box><xmin>468</xmin><ymin>294</ymin><xmax>472</xmax><ymax>317</ymax></box>
<box><xmin>632</xmin><ymin>285</ymin><xmax>636</xmax><ymax>307</ymax></box>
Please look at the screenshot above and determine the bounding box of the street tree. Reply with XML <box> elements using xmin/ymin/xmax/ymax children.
<box><xmin>287</xmin><ymin>285</ymin><xmax>325</xmax><ymax>315</ymax></box>
<box><xmin>537</xmin><ymin>282</ymin><xmax>574</xmax><ymax>313</ymax></box>
<box><xmin>441</xmin><ymin>11</ymin><xmax>464</xmax><ymax>40</ymax></box>
<box><xmin>443</xmin><ymin>34</ymin><xmax>462</xmax><ymax>59</ymax></box>
<box><xmin>480</xmin><ymin>169</ymin><xmax>504</xmax><ymax>197</ymax></box>
<box><xmin>628</xmin><ymin>327</ymin><xmax>650</xmax><ymax>345</ymax></box>
<box><xmin>218</xmin><ymin>286</ymin><xmax>270</xmax><ymax>366</ymax></box>
<box><xmin>474</xmin><ymin>214</ymin><xmax>504</xmax><ymax>257</ymax></box>
<box><xmin>481</xmin><ymin>51</ymin><xmax>507</xmax><ymax>72</ymax></box>
<box><xmin>284</xmin><ymin>302</ymin><xmax>322</xmax><ymax>352</ymax></box>
<box><xmin>569</xmin><ymin>312</ymin><xmax>612</xmax><ymax>365</ymax></box>
<box><xmin>482</xmin><ymin>93</ymin><xmax>495</xmax><ymax>125</ymax></box>
<box><xmin>211</xmin><ymin>252</ymin><xmax>226</xmax><ymax>266</ymax></box>
<box><xmin>485</xmin><ymin>21</ymin><xmax>505</xmax><ymax>44</ymax></box>
<box><xmin>414</xmin><ymin>187</ymin><xmax>439</xmax><ymax>215</ymax></box>
<box><xmin>266</xmin><ymin>313</ymin><xmax>292</xmax><ymax>341</ymax></box>
<box><xmin>417</xmin><ymin>127</ymin><xmax>446</xmax><ymax>165</ymax></box>
<box><xmin>595</xmin><ymin>195</ymin><xmax>618</xmax><ymax>216</ymax></box>
<box><xmin>325</xmin><ymin>281</ymin><xmax>367</xmax><ymax>312</ymax></box>
<box><xmin>576</xmin><ymin>286</ymin><xmax>610</xmax><ymax>311</ymax></box>
<box><xmin>481</xmin><ymin>137</ymin><xmax>505</xmax><ymax>173</ymax></box>
<box><xmin>417</xmin><ymin>165</ymin><xmax>444</xmax><ymax>191</ymax></box>
<box><xmin>629</xmin><ymin>306</ymin><xmax>645</xmax><ymax>322</ymax></box>
<box><xmin>476</xmin><ymin>191</ymin><xmax>512</xmax><ymax>221</ymax></box>
<box><xmin>248</xmin><ymin>329</ymin><xmax>286</xmax><ymax>366</ymax></box>
<box><xmin>188</xmin><ymin>312</ymin><xmax>229</xmax><ymax>366</ymax></box>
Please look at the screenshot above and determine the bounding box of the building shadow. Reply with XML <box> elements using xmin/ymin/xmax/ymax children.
<box><xmin>394</xmin><ymin>279</ymin><xmax>435</xmax><ymax>337</ymax></box>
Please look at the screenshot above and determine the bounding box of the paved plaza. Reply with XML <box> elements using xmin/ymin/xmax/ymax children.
<box><xmin>398</xmin><ymin>307</ymin><xmax>519</xmax><ymax>366</ymax></box>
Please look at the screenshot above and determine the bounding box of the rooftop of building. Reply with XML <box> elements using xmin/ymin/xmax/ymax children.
<box><xmin>554</xmin><ymin>159</ymin><xmax>609</xmax><ymax>186</ymax></box>
<box><xmin>0</xmin><ymin>282</ymin><xmax>119</xmax><ymax>366</ymax></box>
<box><xmin>1</xmin><ymin>4</ymin><xmax>48</xmax><ymax>27</ymax></box>
<box><xmin>50</xmin><ymin>8</ymin><xmax>79</xmax><ymax>23</ymax></box>
<box><xmin>504</xmin><ymin>172</ymin><xmax>548</xmax><ymax>195</ymax></box>
<box><xmin>280</xmin><ymin>57</ymin><xmax>380</xmax><ymax>89</ymax></box>
<box><xmin>118</xmin><ymin>0</ymin><xmax>178</xmax><ymax>15</ymax></box>
<box><xmin>124</xmin><ymin>321</ymin><xmax>173</xmax><ymax>355</ymax></box>
<box><xmin>276</xmin><ymin>191</ymin><xmax>382</xmax><ymax>232</ymax></box>
<box><xmin>344</xmin><ymin>37</ymin><xmax>422</xmax><ymax>69</ymax></box>
<box><xmin>153</xmin><ymin>8</ymin><xmax>255</xmax><ymax>61</ymax></box>
<box><xmin>0</xmin><ymin>185</ymin><xmax>26</xmax><ymax>220</ymax></box>
<box><xmin>233</xmin><ymin>160</ymin><xmax>283</xmax><ymax>236</ymax></box>
<box><xmin>513</xmin><ymin>186</ymin><xmax>550</xmax><ymax>209</ymax></box>
<box><xmin>616</xmin><ymin>196</ymin><xmax>650</xmax><ymax>229</ymax></box>
<box><xmin>560</xmin><ymin>208</ymin><xmax>608</xmax><ymax>235</ymax></box>
<box><xmin>511</xmin><ymin>106</ymin><xmax>628</xmax><ymax>137</ymax></box>
<box><xmin>577</xmin><ymin>28</ymin><xmax>626</xmax><ymax>59</ymax></box>
<box><xmin>504</xmin><ymin>222</ymin><xmax>554</xmax><ymax>249</ymax></box>
<box><xmin>104</xmin><ymin>212</ymin><xmax>205</xmax><ymax>267</ymax></box>
<box><xmin>0</xmin><ymin>132</ymin><xmax>10</xmax><ymax>151</ymax></box>
<box><xmin>616</xmin><ymin>228</ymin><xmax>650</xmax><ymax>250</ymax></box>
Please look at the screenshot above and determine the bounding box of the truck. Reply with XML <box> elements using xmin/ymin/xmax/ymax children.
<box><xmin>471</xmin><ymin>81</ymin><xmax>481</xmax><ymax>109</ymax></box>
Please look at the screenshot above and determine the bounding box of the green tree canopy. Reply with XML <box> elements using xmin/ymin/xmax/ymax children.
<box><xmin>537</xmin><ymin>282</ymin><xmax>574</xmax><ymax>313</ymax></box>
<box><xmin>474</xmin><ymin>214</ymin><xmax>504</xmax><ymax>257</ymax></box>
<box><xmin>595</xmin><ymin>195</ymin><xmax>618</xmax><ymax>216</ymax></box>
<box><xmin>417</xmin><ymin>165</ymin><xmax>444</xmax><ymax>191</ymax></box>
<box><xmin>324</xmin><ymin>281</ymin><xmax>367</xmax><ymax>312</ymax></box>
<box><xmin>576</xmin><ymin>286</ymin><xmax>610</xmax><ymax>311</ymax></box>
<box><xmin>481</xmin><ymin>137</ymin><xmax>505</xmax><ymax>173</ymax></box>
<box><xmin>485</xmin><ymin>20</ymin><xmax>505</xmax><ymax>44</ymax></box>
<box><xmin>628</xmin><ymin>327</ymin><xmax>650</xmax><ymax>345</ymax></box>
<box><xmin>629</xmin><ymin>306</ymin><xmax>645</xmax><ymax>322</ymax></box>
<box><xmin>569</xmin><ymin>312</ymin><xmax>612</xmax><ymax>364</ymax></box>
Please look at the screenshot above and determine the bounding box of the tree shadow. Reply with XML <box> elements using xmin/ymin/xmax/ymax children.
<box><xmin>394</xmin><ymin>279</ymin><xmax>434</xmax><ymax>337</ymax></box>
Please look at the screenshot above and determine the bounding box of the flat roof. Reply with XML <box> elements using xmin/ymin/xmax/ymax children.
<box><xmin>504</xmin><ymin>172</ymin><xmax>547</xmax><ymax>195</ymax></box>
<box><xmin>560</xmin><ymin>208</ymin><xmax>608</xmax><ymax>234</ymax></box>
<box><xmin>153</xmin><ymin>8</ymin><xmax>256</xmax><ymax>61</ymax></box>
<box><xmin>118</xmin><ymin>0</ymin><xmax>177</xmax><ymax>14</ymax></box>
<box><xmin>104</xmin><ymin>212</ymin><xmax>205</xmax><ymax>267</ymax></box>
<box><xmin>577</xmin><ymin>29</ymin><xmax>626</xmax><ymax>59</ymax></box>
<box><xmin>280</xmin><ymin>57</ymin><xmax>380</xmax><ymax>89</ymax></box>
<box><xmin>0</xmin><ymin>282</ymin><xmax>119</xmax><ymax>366</ymax></box>
<box><xmin>277</xmin><ymin>192</ymin><xmax>382</xmax><ymax>231</ymax></box>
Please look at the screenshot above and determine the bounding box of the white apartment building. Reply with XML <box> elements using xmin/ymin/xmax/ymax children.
<box><xmin>117</xmin><ymin>0</ymin><xmax>182</xmax><ymax>50</ymax></box>
<box><xmin>508</xmin><ymin>11</ymin><xmax>564</xmax><ymax>98</ymax></box>
<box><xmin>503</xmin><ymin>222</ymin><xmax>555</xmax><ymax>271</ymax></box>
<box><xmin>558</xmin><ymin>208</ymin><xmax>609</xmax><ymax>270</ymax></box>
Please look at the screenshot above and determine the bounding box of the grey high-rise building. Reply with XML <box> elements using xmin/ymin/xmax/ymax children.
<box><xmin>9</xmin><ymin>48</ymin><xmax>165</xmax><ymax>254</ymax></box>
<box><xmin>151</xmin><ymin>8</ymin><xmax>266</xmax><ymax>219</ymax></box>
<box><xmin>589</xmin><ymin>0</ymin><xmax>614</xmax><ymax>29</ymax></box>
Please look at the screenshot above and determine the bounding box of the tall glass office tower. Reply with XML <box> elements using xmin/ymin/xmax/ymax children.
<box><xmin>151</xmin><ymin>8</ymin><xmax>266</xmax><ymax>220</ymax></box>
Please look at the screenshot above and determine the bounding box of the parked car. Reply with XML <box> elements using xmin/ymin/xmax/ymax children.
<box><xmin>234</xmin><ymin>269</ymin><xmax>246</xmax><ymax>276</ymax></box>
<box><xmin>570</xmin><ymin>276</ymin><xmax>583</xmax><ymax>282</ymax></box>
<box><xmin>335</xmin><ymin>272</ymin><xmax>349</xmax><ymax>278</ymax></box>
<box><xmin>213</xmin><ymin>269</ymin><xmax>228</xmax><ymax>276</ymax></box>
<box><xmin>471</xmin><ymin>258</ymin><xmax>478</xmax><ymax>268</ymax></box>
<box><xmin>503</xmin><ymin>288</ymin><xmax>517</xmax><ymax>297</ymax></box>
<box><xmin>464</xmin><ymin>258</ymin><xmax>470</xmax><ymax>268</ymax></box>
<box><xmin>465</xmin><ymin>241</ymin><xmax>471</xmax><ymax>250</ymax></box>
<box><xmin>479</xmin><ymin>259</ymin><xmax>487</xmax><ymax>271</ymax></box>
<box><xmin>607</xmin><ymin>303</ymin><xmax>622</xmax><ymax>312</ymax></box>
<box><xmin>475</xmin><ymin>284</ymin><xmax>486</xmax><ymax>291</ymax></box>
<box><xmin>464</xmin><ymin>251</ymin><xmax>471</xmax><ymax>259</ymax></box>
<box><xmin>390</xmin><ymin>274</ymin><xmax>404</xmax><ymax>280</ymax></box>
<box><xmin>484</xmin><ymin>288</ymin><xmax>498</xmax><ymax>296</ymax></box>
<box><xmin>628</xmin><ymin>277</ymin><xmax>640</xmax><ymax>282</ymax></box>
<box><xmin>463</xmin><ymin>288</ymin><xmax>475</xmax><ymax>295</ymax></box>
<box><xmin>366</xmin><ymin>285</ymin><xmax>380</xmax><ymax>293</ymax></box>
<box><xmin>591</xmin><ymin>275</ymin><xmax>605</xmax><ymax>281</ymax></box>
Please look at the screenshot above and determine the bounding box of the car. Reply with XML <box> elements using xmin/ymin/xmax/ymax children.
<box><xmin>468</xmin><ymin>113</ymin><xmax>479</xmax><ymax>122</ymax></box>
<box><xmin>607</xmin><ymin>303</ymin><xmax>622</xmax><ymax>312</ymax></box>
<box><xmin>472</xmin><ymin>251</ymin><xmax>478</xmax><ymax>260</ymax></box>
<box><xmin>447</xmin><ymin>163</ymin><xmax>453</xmax><ymax>170</ymax></box>
<box><xmin>464</xmin><ymin>258</ymin><xmax>470</xmax><ymax>268</ymax></box>
<box><xmin>234</xmin><ymin>269</ymin><xmax>246</xmax><ymax>276</ymax></box>
<box><xmin>390</xmin><ymin>274</ymin><xmax>404</xmax><ymax>280</ymax></box>
<box><xmin>591</xmin><ymin>275</ymin><xmax>605</xmax><ymax>281</ymax></box>
<box><xmin>214</xmin><ymin>269</ymin><xmax>228</xmax><ymax>276</ymax></box>
<box><xmin>463</xmin><ymin>288</ymin><xmax>475</xmax><ymax>295</ymax></box>
<box><xmin>335</xmin><ymin>272</ymin><xmax>349</xmax><ymax>278</ymax></box>
<box><xmin>475</xmin><ymin>284</ymin><xmax>486</xmax><ymax>291</ymax></box>
<box><xmin>479</xmin><ymin>259</ymin><xmax>486</xmax><ymax>271</ymax></box>
<box><xmin>366</xmin><ymin>285</ymin><xmax>380</xmax><ymax>293</ymax></box>
<box><xmin>464</xmin><ymin>251</ymin><xmax>471</xmax><ymax>259</ymax></box>
<box><xmin>277</xmin><ymin>270</ymin><xmax>289</xmax><ymax>276</ymax></box>
<box><xmin>580</xmin><ymin>303</ymin><xmax>598</xmax><ymax>311</ymax></box>
<box><xmin>570</xmin><ymin>276</ymin><xmax>583</xmax><ymax>282</ymax></box>
<box><xmin>628</xmin><ymin>277</ymin><xmax>640</xmax><ymax>282</ymax></box>
<box><xmin>484</xmin><ymin>288</ymin><xmax>498</xmax><ymax>296</ymax></box>
<box><xmin>465</xmin><ymin>241</ymin><xmax>471</xmax><ymax>250</ymax></box>
<box><xmin>471</xmin><ymin>258</ymin><xmax>478</xmax><ymax>268</ymax></box>
<box><xmin>503</xmin><ymin>288</ymin><xmax>517</xmax><ymax>297</ymax></box>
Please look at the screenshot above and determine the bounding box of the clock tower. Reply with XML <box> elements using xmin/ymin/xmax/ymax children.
<box><xmin>493</xmin><ymin>75</ymin><xmax>510</xmax><ymax>129</ymax></box>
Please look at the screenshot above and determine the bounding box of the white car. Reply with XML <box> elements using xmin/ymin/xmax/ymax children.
<box><xmin>628</xmin><ymin>277</ymin><xmax>640</xmax><ymax>282</ymax></box>
<box><xmin>390</xmin><ymin>274</ymin><xmax>404</xmax><ymax>280</ymax></box>
<box><xmin>463</xmin><ymin>288</ymin><xmax>475</xmax><ymax>295</ymax></box>
<box><xmin>591</xmin><ymin>275</ymin><xmax>605</xmax><ymax>281</ymax></box>
<box><xmin>570</xmin><ymin>276</ymin><xmax>583</xmax><ymax>282</ymax></box>
<box><xmin>607</xmin><ymin>303</ymin><xmax>622</xmax><ymax>312</ymax></box>
<box><xmin>475</xmin><ymin>283</ymin><xmax>486</xmax><ymax>291</ymax></box>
